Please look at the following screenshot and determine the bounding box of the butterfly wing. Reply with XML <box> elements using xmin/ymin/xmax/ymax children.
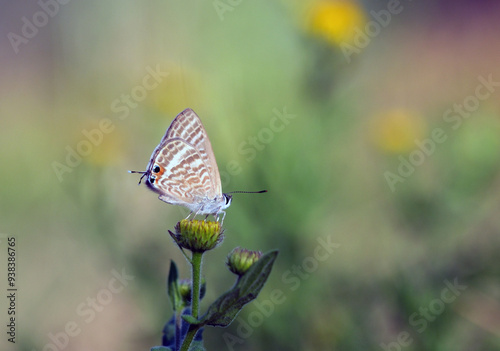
<box><xmin>155</xmin><ymin>108</ymin><xmax>222</xmax><ymax>198</ymax></box>
<box><xmin>146</xmin><ymin>139</ymin><xmax>215</xmax><ymax>207</ymax></box>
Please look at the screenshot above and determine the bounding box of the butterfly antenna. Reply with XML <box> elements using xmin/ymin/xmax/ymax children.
<box><xmin>128</xmin><ymin>170</ymin><xmax>147</xmax><ymax>185</ymax></box>
<box><xmin>227</xmin><ymin>190</ymin><xmax>267</xmax><ymax>194</ymax></box>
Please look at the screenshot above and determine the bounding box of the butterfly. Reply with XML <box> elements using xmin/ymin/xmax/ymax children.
<box><xmin>130</xmin><ymin>108</ymin><xmax>232</xmax><ymax>221</ymax></box>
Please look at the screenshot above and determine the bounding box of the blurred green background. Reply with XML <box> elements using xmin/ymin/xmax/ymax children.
<box><xmin>1</xmin><ymin>0</ymin><xmax>500</xmax><ymax>350</ymax></box>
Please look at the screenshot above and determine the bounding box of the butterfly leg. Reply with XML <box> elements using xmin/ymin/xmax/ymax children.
<box><xmin>185</xmin><ymin>211</ymin><xmax>194</xmax><ymax>220</ymax></box>
<box><xmin>191</xmin><ymin>207</ymin><xmax>203</xmax><ymax>220</ymax></box>
<box><xmin>217</xmin><ymin>211</ymin><xmax>226</xmax><ymax>225</ymax></box>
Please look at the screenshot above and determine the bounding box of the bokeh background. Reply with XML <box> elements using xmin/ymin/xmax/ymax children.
<box><xmin>1</xmin><ymin>0</ymin><xmax>500</xmax><ymax>350</ymax></box>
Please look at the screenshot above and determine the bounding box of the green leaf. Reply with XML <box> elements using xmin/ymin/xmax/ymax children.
<box><xmin>182</xmin><ymin>314</ymin><xmax>199</xmax><ymax>325</ymax></box>
<box><xmin>151</xmin><ymin>347</ymin><xmax>172</xmax><ymax>351</ymax></box>
<box><xmin>198</xmin><ymin>250</ymin><xmax>279</xmax><ymax>327</ymax></box>
<box><xmin>187</xmin><ymin>339</ymin><xmax>206</xmax><ymax>351</ymax></box>
<box><xmin>167</xmin><ymin>260</ymin><xmax>182</xmax><ymax>311</ymax></box>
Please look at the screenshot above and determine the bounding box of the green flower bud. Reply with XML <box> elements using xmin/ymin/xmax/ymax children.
<box><xmin>169</xmin><ymin>219</ymin><xmax>224</xmax><ymax>253</ymax></box>
<box><xmin>178</xmin><ymin>278</ymin><xmax>206</xmax><ymax>305</ymax></box>
<box><xmin>227</xmin><ymin>247</ymin><xmax>263</xmax><ymax>276</ymax></box>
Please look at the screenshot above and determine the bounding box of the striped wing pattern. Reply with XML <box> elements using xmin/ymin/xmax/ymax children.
<box><xmin>154</xmin><ymin>139</ymin><xmax>213</xmax><ymax>204</ymax></box>
<box><xmin>159</xmin><ymin>109</ymin><xmax>222</xmax><ymax>197</ymax></box>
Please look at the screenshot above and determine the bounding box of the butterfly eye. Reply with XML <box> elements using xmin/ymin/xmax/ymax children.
<box><xmin>149</xmin><ymin>176</ymin><xmax>156</xmax><ymax>183</ymax></box>
<box><xmin>153</xmin><ymin>165</ymin><xmax>161</xmax><ymax>173</ymax></box>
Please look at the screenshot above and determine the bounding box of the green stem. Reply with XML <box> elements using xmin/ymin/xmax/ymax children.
<box><xmin>180</xmin><ymin>324</ymin><xmax>201</xmax><ymax>351</ymax></box>
<box><xmin>191</xmin><ymin>251</ymin><xmax>203</xmax><ymax>319</ymax></box>
<box><xmin>179</xmin><ymin>251</ymin><xmax>203</xmax><ymax>351</ymax></box>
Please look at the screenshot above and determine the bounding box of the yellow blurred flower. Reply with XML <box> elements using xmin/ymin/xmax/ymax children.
<box><xmin>371</xmin><ymin>109</ymin><xmax>427</xmax><ymax>153</ymax></box>
<box><xmin>148</xmin><ymin>61</ymin><xmax>201</xmax><ymax>117</ymax></box>
<box><xmin>71</xmin><ymin>118</ymin><xmax>124</xmax><ymax>167</ymax></box>
<box><xmin>308</xmin><ymin>0</ymin><xmax>366</xmax><ymax>46</ymax></box>
<box><xmin>86</xmin><ymin>129</ymin><xmax>123</xmax><ymax>167</ymax></box>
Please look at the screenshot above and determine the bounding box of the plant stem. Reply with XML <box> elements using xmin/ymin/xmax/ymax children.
<box><xmin>180</xmin><ymin>324</ymin><xmax>200</xmax><ymax>351</ymax></box>
<box><xmin>179</xmin><ymin>251</ymin><xmax>203</xmax><ymax>351</ymax></box>
<box><xmin>191</xmin><ymin>251</ymin><xmax>203</xmax><ymax>319</ymax></box>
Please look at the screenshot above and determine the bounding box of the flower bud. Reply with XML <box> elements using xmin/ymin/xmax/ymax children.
<box><xmin>169</xmin><ymin>219</ymin><xmax>224</xmax><ymax>252</ymax></box>
<box><xmin>178</xmin><ymin>278</ymin><xmax>206</xmax><ymax>305</ymax></box>
<box><xmin>227</xmin><ymin>247</ymin><xmax>263</xmax><ymax>276</ymax></box>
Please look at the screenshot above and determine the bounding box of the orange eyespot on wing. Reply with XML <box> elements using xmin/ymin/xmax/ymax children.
<box><xmin>152</xmin><ymin>164</ymin><xmax>165</xmax><ymax>177</ymax></box>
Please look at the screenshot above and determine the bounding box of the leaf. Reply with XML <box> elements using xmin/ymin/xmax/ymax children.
<box><xmin>151</xmin><ymin>347</ymin><xmax>172</xmax><ymax>351</ymax></box>
<box><xmin>182</xmin><ymin>314</ymin><xmax>199</xmax><ymax>325</ymax></box>
<box><xmin>187</xmin><ymin>339</ymin><xmax>206</xmax><ymax>351</ymax></box>
<box><xmin>167</xmin><ymin>260</ymin><xmax>182</xmax><ymax>311</ymax></box>
<box><xmin>198</xmin><ymin>250</ymin><xmax>279</xmax><ymax>327</ymax></box>
<box><xmin>161</xmin><ymin>313</ymin><xmax>176</xmax><ymax>347</ymax></box>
